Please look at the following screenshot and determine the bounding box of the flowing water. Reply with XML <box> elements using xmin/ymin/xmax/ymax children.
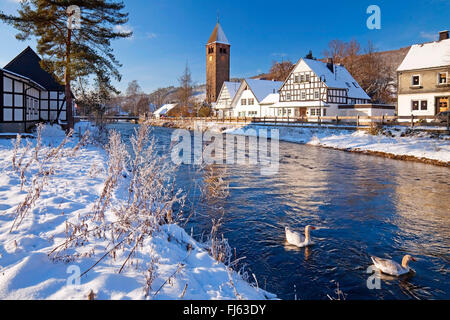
<box><xmin>110</xmin><ymin>123</ymin><xmax>450</xmax><ymax>300</ymax></box>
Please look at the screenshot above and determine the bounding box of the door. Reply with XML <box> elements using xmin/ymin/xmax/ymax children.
<box><xmin>437</xmin><ymin>97</ymin><xmax>449</xmax><ymax>113</ymax></box>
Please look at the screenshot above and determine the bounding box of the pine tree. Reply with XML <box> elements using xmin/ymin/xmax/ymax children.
<box><xmin>0</xmin><ymin>0</ymin><xmax>132</xmax><ymax>129</ymax></box>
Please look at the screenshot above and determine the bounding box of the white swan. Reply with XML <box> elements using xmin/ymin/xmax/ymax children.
<box><xmin>285</xmin><ymin>225</ymin><xmax>315</xmax><ymax>247</ymax></box>
<box><xmin>371</xmin><ymin>255</ymin><xmax>416</xmax><ymax>276</ymax></box>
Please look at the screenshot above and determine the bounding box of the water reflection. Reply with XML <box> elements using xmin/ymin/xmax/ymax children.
<box><xmin>109</xmin><ymin>124</ymin><xmax>450</xmax><ymax>300</ymax></box>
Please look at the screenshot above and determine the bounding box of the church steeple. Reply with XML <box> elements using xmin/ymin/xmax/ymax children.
<box><xmin>206</xmin><ymin>20</ymin><xmax>230</xmax><ymax>103</ymax></box>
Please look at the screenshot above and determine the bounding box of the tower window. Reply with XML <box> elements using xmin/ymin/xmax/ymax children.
<box><xmin>208</xmin><ymin>47</ymin><xmax>214</xmax><ymax>54</ymax></box>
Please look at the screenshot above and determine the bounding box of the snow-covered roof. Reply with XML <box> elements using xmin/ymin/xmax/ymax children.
<box><xmin>301</xmin><ymin>59</ymin><xmax>371</xmax><ymax>100</ymax></box>
<box><xmin>397</xmin><ymin>39</ymin><xmax>450</xmax><ymax>71</ymax></box>
<box><xmin>260</xmin><ymin>93</ymin><xmax>279</xmax><ymax>105</ymax></box>
<box><xmin>207</xmin><ymin>23</ymin><xmax>230</xmax><ymax>45</ymax></box>
<box><xmin>153</xmin><ymin>103</ymin><xmax>177</xmax><ymax>116</ymax></box>
<box><xmin>244</xmin><ymin>79</ymin><xmax>283</xmax><ymax>102</ymax></box>
<box><xmin>223</xmin><ymin>81</ymin><xmax>240</xmax><ymax>99</ymax></box>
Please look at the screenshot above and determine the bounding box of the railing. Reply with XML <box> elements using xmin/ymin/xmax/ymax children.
<box><xmin>149</xmin><ymin>115</ymin><xmax>450</xmax><ymax>130</ymax></box>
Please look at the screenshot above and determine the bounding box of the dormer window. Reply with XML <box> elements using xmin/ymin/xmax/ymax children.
<box><xmin>352</xmin><ymin>82</ymin><xmax>359</xmax><ymax>88</ymax></box>
<box><xmin>438</xmin><ymin>72</ymin><xmax>448</xmax><ymax>85</ymax></box>
<box><xmin>411</xmin><ymin>75</ymin><xmax>421</xmax><ymax>86</ymax></box>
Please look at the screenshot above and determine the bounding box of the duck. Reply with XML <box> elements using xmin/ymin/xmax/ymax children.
<box><xmin>285</xmin><ymin>225</ymin><xmax>316</xmax><ymax>247</ymax></box>
<box><xmin>371</xmin><ymin>255</ymin><xmax>416</xmax><ymax>276</ymax></box>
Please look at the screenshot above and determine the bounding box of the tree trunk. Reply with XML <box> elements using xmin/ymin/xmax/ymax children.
<box><xmin>65</xmin><ymin>28</ymin><xmax>74</xmax><ymax>129</ymax></box>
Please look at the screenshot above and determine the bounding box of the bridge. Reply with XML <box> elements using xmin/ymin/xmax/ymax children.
<box><xmin>75</xmin><ymin>115</ymin><xmax>141</xmax><ymax>122</ymax></box>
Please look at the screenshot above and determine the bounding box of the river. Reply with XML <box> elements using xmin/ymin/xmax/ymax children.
<box><xmin>110</xmin><ymin>123</ymin><xmax>449</xmax><ymax>300</ymax></box>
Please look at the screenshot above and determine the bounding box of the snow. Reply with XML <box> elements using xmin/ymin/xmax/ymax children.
<box><xmin>244</xmin><ymin>79</ymin><xmax>283</xmax><ymax>102</ymax></box>
<box><xmin>207</xmin><ymin>23</ymin><xmax>230</xmax><ymax>45</ymax></box>
<box><xmin>153</xmin><ymin>104</ymin><xmax>178</xmax><ymax>117</ymax></box>
<box><xmin>260</xmin><ymin>93</ymin><xmax>279</xmax><ymax>105</ymax></box>
<box><xmin>301</xmin><ymin>59</ymin><xmax>371</xmax><ymax>100</ymax></box>
<box><xmin>223</xmin><ymin>82</ymin><xmax>240</xmax><ymax>100</ymax></box>
<box><xmin>218</xmin><ymin>124</ymin><xmax>450</xmax><ymax>164</ymax></box>
<box><xmin>397</xmin><ymin>39</ymin><xmax>450</xmax><ymax>71</ymax></box>
<box><xmin>0</xmin><ymin>123</ymin><xmax>275</xmax><ymax>300</ymax></box>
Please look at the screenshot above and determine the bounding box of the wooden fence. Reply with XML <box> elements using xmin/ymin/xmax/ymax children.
<box><xmin>148</xmin><ymin>114</ymin><xmax>450</xmax><ymax>130</ymax></box>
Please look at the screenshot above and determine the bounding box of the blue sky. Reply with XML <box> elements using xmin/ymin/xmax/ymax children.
<box><xmin>0</xmin><ymin>0</ymin><xmax>448</xmax><ymax>93</ymax></box>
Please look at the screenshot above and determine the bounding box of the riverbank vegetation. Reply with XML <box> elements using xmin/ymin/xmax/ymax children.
<box><xmin>0</xmin><ymin>123</ymin><xmax>274</xmax><ymax>300</ymax></box>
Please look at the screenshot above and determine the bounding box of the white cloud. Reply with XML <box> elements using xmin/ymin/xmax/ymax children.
<box><xmin>145</xmin><ymin>32</ymin><xmax>157</xmax><ymax>39</ymax></box>
<box><xmin>114</xmin><ymin>24</ymin><xmax>134</xmax><ymax>34</ymax></box>
<box><xmin>420</xmin><ymin>31</ymin><xmax>438</xmax><ymax>41</ymax></box>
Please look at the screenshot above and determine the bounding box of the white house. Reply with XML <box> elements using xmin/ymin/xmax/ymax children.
<box><xmin>214</xmin><ymin>81</ymin><xmax>240</xmax><ymax>117</ymax></box>
<box><xmin>231</xmin><ymin>79</ymin><xmax>283</xmax><ymax>118</ymax></box>
<box><xmin>274</xmin><ymin>58</ymin><xmax>382</xmax><ymax>119</ymax></box>
<box><xmin>397</xmin><ymin>31</ymin><xmax>450</xmax><ymax>119</ymax></box>
<box><xmin>153</xmin><ymin>103</ymin><xmax>178</xmax><ymax>118</ymax></box>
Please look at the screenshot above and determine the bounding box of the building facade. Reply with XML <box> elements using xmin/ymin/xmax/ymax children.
<box><xmin>0</xmin><ymin>47</ymin><xmax>70</xmax><ymax>133</ymax></box>
<box><xmin>231</xmin><ymin>79</ymin><xmax>283</xmax><ymax>118</ymax></box>
<box><xmin>397</xmin><ymin>31</ymin><xmax>450</xmax><ymax>118</ymax></box>
<box><xmin>206</xmin><ymin>22</ymin><xmax>230</xmax><ymax>103</ymax></box>
<box><xmin>275</xmin><ymin>58</ymin><xmax>373</xmax><ymax>118</ymax></box>
<box><xmin>214</xmin><ymin>81</ymin><xmax>240</xmax><ymax>117</ymax></box>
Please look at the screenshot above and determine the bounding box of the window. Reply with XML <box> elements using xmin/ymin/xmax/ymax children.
<box><xmin>208</xmin><ymin>47</ymin><xmax>214</xmax><ymax>54</ymax></box>
<box><xmin>4</xmin><ymin>77</ymin><xmax>13</xmax><ymax>92</ymax></box>
<box><xmin>301</xmin><ymin>91</ymin><xmax>306</xmax><ymax>100</ymax></box>
<box><xmin>300</xmin><ymin>74</ymin><xmax>305</xmax><ymax>82</ymax></box>
<box><xmin>286</xmin><ymin>93</ymin><xmax>291</xmax><ymax>101</ymax></box>
<box><xmin>278</xmin><ymin>109</ymin><xmax>282</xmax><ymax>116</ymax></box>
<box><xmin>412</xmin><ymin>75</ymin><xmax>421</xmax><ymax>86</ymax></box>
<box><xmin>241</xmin><ymin>99</ymin><xmax>247</xmax><ymax>105</ymax></box>
<box><xmin>294</xmin><ymin>75</ymin><xmax>299</xmax><ymax>83</ymax></box>
<box><xmin>305</xmin><ymin>74</ymin><xmax>310</xmax><ymax>82</ymax></box>
<box><xmin>310</xmin><ymin>109</ymin><xmax>316</xmax><ymax>116</ymax></box>
<box><xmin>248</xmin><ymin>98</ymin><xmax>255</xmax><ymax>105</ymax></box>
<box><xmin>346</xmin><ymin>82</ymin><xmax>351</xmax><ymax>88</ymax></box>
<box><xmin>421</xmin><ymin>101</ymin><xmax>428</xmax><ymax>110</ymax></box>
<box><xmin>438</xmin><ymin>72</ymin><xmax>448</xmax><ymax>85</ymax></box>
<box><xmin>314</xmin><ymin>90</ymin><xmax>320</xmax><ymax>99</ymax></box>
<box><xmin>323</xmin><ymin>109</ymin><xmax>327</xmax><ymax>116</ymax></box>
<box><xmin>412</xmin><ymin>100</ymin><xmax>419</xmax><ymax>111</ymax></box>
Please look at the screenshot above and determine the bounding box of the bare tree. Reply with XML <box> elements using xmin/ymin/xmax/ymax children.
<box><xmin>268</xmin><ymin>60</ymin><xmax>294</xmax><ymax>81</ymax></box>
<box><xmin>177</xmin><ymin>63</ymin><xmax>194</xmax><ymax>116</ymax></box>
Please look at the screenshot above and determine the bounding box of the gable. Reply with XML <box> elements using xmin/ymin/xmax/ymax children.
<box><xmin>4</xmin><ymin>47</ymin><xmax>65</xmax><ymax>91</ymax></box>
<box><xmin>281</xmin><ymin>58</ymin><xmax>370</xmax><ymax>100</ymax></box>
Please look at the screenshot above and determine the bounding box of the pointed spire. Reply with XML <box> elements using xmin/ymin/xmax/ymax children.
<box><xmin>207</xmin><ymin>21</ymin><xmax>230</xmax><ymax>45</ymax></box>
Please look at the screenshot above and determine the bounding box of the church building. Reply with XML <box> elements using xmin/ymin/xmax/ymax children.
<box><xmin>206</xmin><ymin>21</ymin><xmax>230</xmax><ymax>103</ymax></box>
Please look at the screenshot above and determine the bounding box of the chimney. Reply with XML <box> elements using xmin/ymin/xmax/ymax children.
<box><xmin>327</xmin><ymin>58</ymin><xmax>334</xmax><ymax>73</ymax></box>
<box><xmin>439</xmin><ymin>30</ymin><xmax>449</xmax><ymax>41</ymax></box>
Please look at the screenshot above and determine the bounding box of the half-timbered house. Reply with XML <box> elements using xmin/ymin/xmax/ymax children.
<box><xmin>0</xmin><ymin>47</ymin><xmax>71</xmax><ymax>133</ymax></box>
<box><xmin>275</xmin><ymin>58</ymin><xmax>375</xmax><ymax>118</ymax></box>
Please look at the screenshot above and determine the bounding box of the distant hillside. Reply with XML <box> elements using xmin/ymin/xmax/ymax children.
<box><xmin>252</xmin><ymin>47</ymin><xmax>410</xmax><ymax>81</ymax></box>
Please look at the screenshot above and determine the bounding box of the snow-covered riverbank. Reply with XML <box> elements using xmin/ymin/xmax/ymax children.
<box><xmin>0</xmin><ymin>124</ymin><xmax>274</xmax><ymax>300</ymax></box>
<box><xmin>222</xmin><ymin>124</ymin><xmax>450</xmax><ymax>166</ymax></box>
<box><xmin>150</xmin><ymin>119</ymin><xmax>450</xmax><ymax>166</ymax></box>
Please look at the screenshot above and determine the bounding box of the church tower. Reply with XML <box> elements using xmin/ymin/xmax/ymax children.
<box><xmin>206</xmin><ymin>20</ymin><xmax>230</xmax><ymax>103</ymax></box>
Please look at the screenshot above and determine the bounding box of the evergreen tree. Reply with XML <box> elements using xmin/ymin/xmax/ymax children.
<box><xmin>0</xmin><ymin>0</ymin><xmax>132</xmax><ymax>128</ymax></box>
